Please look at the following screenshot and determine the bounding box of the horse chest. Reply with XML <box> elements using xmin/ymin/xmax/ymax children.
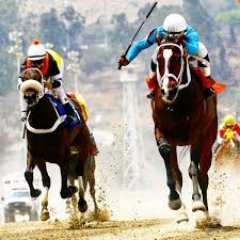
<box><xmin>27</xmin><ymin>130</ymin><xmax>70</xmax><ymax>160</ymax></box>
<box><xmin>155</xmin><ymin>103</ymin><xmax>202</xmax><ymax>143</ymax></box>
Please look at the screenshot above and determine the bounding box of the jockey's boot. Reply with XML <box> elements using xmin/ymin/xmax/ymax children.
<box><xmin>203</xmin><ymin>87</ymin><xmax>215</xmax><ymax>99</ymax></box>
<box><xmin>199</xmin><ymin>62</ymin><xmax>215</xmax><ymax>99</ymax></box>
<box><xmin>146</xmin><ymin>73</ymin><xmax>157</xmax><ymax>100</ymax></box>
<box><xmin>146</xmin><ymin>91</ymin><xmax>155</xmax><ymax>99</ymax></box>
<box><xmin>213</xmin><ymin>142</ymin><xmax>222</xmax><ymax>157</ymax></box>
<box><xmin>21</xmin><ymin>111</ymin><xmax>27</xmax><ymax>122</ymax></box>
<box><xmin>64</xmin><ymin>102</ymin><xmax>81</xmax><ymax>123</ymax></box>
<box><xmin>235</xmin><ymin>141</ymin><xmax>240</xmax><ymax>153</ymax></box>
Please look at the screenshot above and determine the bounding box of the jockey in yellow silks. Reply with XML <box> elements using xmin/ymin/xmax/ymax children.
<box><xmin>18</xmin><ymin>38</ymin><xmax>80</xmax><ymax>123</ymax></box>
<box><xmin>213</xmin><ymin>114</ymin><xmax>240</xmax><ymax>155</ymax></box>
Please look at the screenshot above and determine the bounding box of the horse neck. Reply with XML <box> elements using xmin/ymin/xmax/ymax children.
<box><xmin>177</xmin><ymin>64</ymin><xmax>204</xmax><ymax>109</ymax></box>
<box><xmin>28</xmin><ymin>96</ymin><xmax>58</xmax><ymax>129</ymax></box>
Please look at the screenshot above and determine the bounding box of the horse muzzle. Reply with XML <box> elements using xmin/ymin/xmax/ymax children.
<box><xmin>161</xmin><ymin>87</ymin><xmax>178</xmax><ymax>104</ymax></box>
<box><xmin>24</xmin><ymin>92</ymin><xmax>38</xmax><ymax>106</ymax></box>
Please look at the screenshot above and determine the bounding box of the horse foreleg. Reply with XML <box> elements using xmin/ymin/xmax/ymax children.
<box><xmin>199</xmin><ymin>148</ymin><xmax>212</xmax><ymax>213</ymax></box>
<box><xmin>156</xmin><ymin>135</ymin><xmax>181</xmax><ymax>210</ymax></box>
<box><xmin>38</xmin><ymin>162</ymin><xmax>50</xmax><ymax>221</ymax></box>
<box><xmin>60</xmin><ymin>163</ymin><xmax>78</xmax><ymax>199</ymax></box>
<box><xmin>189</xmin><ymin>149</ymin><xmax>206</xmax><ymax>212</ymax></box>
<box><xmin>66</xmin><ymin>177</ymin><xmax>78</xmax><ymax>220</ymax></box>
<box><xmin>24</xmin><ymin>153</ymin><xmax>41</xmax><ymax>198</ymax></box>
<box><xmin>171</xmin><ymin>149</ymin><xmax>189</xmax><ymax>223</ymax></box>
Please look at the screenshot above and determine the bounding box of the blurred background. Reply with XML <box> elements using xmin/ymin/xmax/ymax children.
<box><xmin>0</xmin><ymin>0</ymin><xmax>239</xmax><ymax>223</ymax></box>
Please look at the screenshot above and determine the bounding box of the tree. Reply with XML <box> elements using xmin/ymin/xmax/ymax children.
<box><xmin>61</xmin><ymin>6</ymin><xmax>86</xmax><ymax>51</ymax></box>
<box><xmin>39</xmin><ymin>8</ymin><xmax>67</xmax><ymax>53</ymax></box>
<box><xmin>0</xmin><ymin>0</ymin><xmax>19</xmax><ymax>95</ymax></box>
<box><xmin>109</xmin><ymin>13</ymin><xmax>134</xmax><ymax>50</ymax></box>
<box><xmin>183</xmin><ymin>0</ymin><xmax>232</xmax><ymax>79</ymax></box>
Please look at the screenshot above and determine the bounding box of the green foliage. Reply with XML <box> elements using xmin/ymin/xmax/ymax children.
<box><xmin>183</xmin><ymin>0</ymin><xmax>232</xmax><ymax>79</ymax></box>
<box><xmin>61</xmin><ymin>6</ymin><xmax>86</xmax><ymax>51</ymax></box>
<box><xmin>0</xmin><ymin>0</ymin><xmax>19</xmax><ymax>95</ymax></box>
<box><xmin>109</xmin><ymin>13</ymin><xmax>135</xmax><ymax>50</ymax></box>
<box><xmin>39</xmin><ymin>8</ymin><xmax>67</xmax><ymax>53</ymax></box>
<box><xmin>215</xmin><ymin>9</ymin><xmax>240</xmax><ymax>23</ymax></box>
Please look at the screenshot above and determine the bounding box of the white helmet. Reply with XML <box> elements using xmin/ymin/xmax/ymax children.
<box><xmin>163</xmin><ymin>13</ymin><xmax>187</xmax><ymax>33</ymax></box>
<box><xmin>27</xmin><ymin>39</ymin><xmax>46</xmax><ymax>61</ymax></box>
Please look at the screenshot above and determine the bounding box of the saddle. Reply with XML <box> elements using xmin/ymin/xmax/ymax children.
<box><xmin>45</xmin><ymin>93</ymin><xmax>80</xmax><ymax>130</ymax></box>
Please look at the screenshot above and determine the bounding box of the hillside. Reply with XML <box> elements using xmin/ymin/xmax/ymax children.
<box><xmin>22</xmin><ymin>0</ymin><xmax>182</xmax><ymax>23</ymax></box>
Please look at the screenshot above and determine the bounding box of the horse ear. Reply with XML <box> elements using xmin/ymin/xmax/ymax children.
<box><xmin>155</xmin><ymin>34</ymin><xmax>162</xmax><ymax>46</ymax></box>
<box><xmin>175</xmin><ymin>31</ymin><xmax>185</xmax><ymax>44</ymax></box>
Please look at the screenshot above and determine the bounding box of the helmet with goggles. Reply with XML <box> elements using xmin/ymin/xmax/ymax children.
<box><xmin>163</xmin><ymin>13</ymin><xmax>187</xmax><ymax>33</ymax></box>
<box><xmin>27</xmin><ymin>38</ymin><xmax>46</xmax><ymax>61</ymax></box>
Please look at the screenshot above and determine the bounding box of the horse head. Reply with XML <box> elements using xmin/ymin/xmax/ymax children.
<box><xmin>20</xmin><ymin>68</ymin><xmax>44</xmax><ymax>107</ymax></box>
<box><xmin>154</xmin><ymin>34</ymin><xmax>191</xmax><ymax>104</ymax></box>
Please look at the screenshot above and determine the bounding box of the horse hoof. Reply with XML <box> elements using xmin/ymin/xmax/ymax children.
<box><xmin>176</xmin><ymin>211</ymin><xmax>189</xmax><ymax>223</ymax></box>
<box><xmin>168</xmin><ymin>198</ymin><xmax>182</xmax><ymax>210</ymax></box>
<box><xmin>68</xmin><ymin>185</ymin><xmax>78</xmax><ymax>194</ymax></box>
<box><xmin>192</xmin><ymin>200</ymin><xmax>206</xmax><ymax>212</ymax></box>
<box><xmin>61</xmin><ymin>186</ymin><xmax>78</xmax><ymax>199</ymax></box>
<box><xmin>31</xmin><ymin>189</ymin><xmax>42</xmax><ymax>198</ymax></box>
<box><xmin>41</xmin><ymin>209</ymin><xmax>50</xmax><ymax>221</ymax></box>
<box><xmin>78</xmin><ymin>199</ymin><xmax>88</xmax><ymax>213</ymax></box>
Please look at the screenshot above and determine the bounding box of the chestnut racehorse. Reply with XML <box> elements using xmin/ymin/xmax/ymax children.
<box><xmin>151</xmin><ymin>36</ymin><xmax>218</xmax><ymax>222</ymax></box>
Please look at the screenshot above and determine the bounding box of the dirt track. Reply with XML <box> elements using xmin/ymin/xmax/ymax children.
<box><xmin>0</xmin><ymin>219</ymin><xmax>240</xmax><ymax>240</ymax></box>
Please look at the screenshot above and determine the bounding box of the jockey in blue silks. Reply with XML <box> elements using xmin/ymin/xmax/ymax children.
<box><xmin>118</xmin><ymin>13</ymin><xmax>213</xmax><ymax>99</ymax></box>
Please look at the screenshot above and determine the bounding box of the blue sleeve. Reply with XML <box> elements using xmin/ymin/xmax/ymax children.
<box><xmin>183</xmin><ymin>27</ymin><xmax>199</xmax><ymax>55</ymax></box>
<box><xmin>126</xmin><ymin>29</ymin><xmax>158</xmax><ymax>62</ymax></box>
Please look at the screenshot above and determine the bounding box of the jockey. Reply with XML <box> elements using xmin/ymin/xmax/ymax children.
<box><xmin>213</xmin><ymin>114</ymin><xmax>240</xmax><ymax>155</ymax></box>
<box><xmin>18</xmin><ymin>38</ymin><xmax>80</xmax><ymax>123</ymax></box>
<box><xmin>118</xmin><ymin>13</ymin><xmax>214</xmax><ymax>99</ymax></box>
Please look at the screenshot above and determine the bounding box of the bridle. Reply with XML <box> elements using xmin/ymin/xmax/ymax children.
<box><xmin>156</xmin><ymin>42</ymin><xmax>192</xmax><ymax>93</ymax></box>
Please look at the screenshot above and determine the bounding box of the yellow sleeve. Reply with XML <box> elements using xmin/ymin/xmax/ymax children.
<box><xmin>46</xmin><ymin>49</ymin><xmax>63</xmax><ymax>69</ymax></box>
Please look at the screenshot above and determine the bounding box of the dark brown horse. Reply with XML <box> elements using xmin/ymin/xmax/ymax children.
<box><xmin>19</xmin><ymin>68</ymin><xmax>98</xmax><ymax>221</ymax></box>
<box><xmin>151</xmin><ymin>36</ymin><xmax>218</xmax><ymax>222</ymax></box>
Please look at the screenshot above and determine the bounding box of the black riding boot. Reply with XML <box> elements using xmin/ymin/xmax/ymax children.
<box><xmin>203</xmin><ymin>87</ymin><xmax>215</xmax><ymax>99</ymax></box>
<box><xmin>235</xmin><ymin>141</ymin><xmax>240</xmax><ymax>153</ymax></box>
<box><xmin>146</xmin><ymin>91</ymin><xmax>155</xmax><ymax>99</ymax></box>
<box><xmin>64</xmin><ymin>102</ymin><xmax>80</xmax><ymax>123</ymax></box>
<box><xmin>213</xmin><ymin>142</ymin><xmax>222</xmax><ymax>156</ymax></box>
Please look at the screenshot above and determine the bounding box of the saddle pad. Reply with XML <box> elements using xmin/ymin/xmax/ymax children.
<box><xmin>45</xmin><ymin>93</ymin><xmax>79</xmax><ymax>130</ymax></box>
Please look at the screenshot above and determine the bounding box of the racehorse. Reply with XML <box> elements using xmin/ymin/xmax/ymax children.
<box><xmin>215</xmin><ymin>128</ymin><xmax>240</xmax><ymax>170</ymax></box>
<box><xmin>19</xmin><ymin>68</ymin><xmax>98</xmax><ymax>221</ymax></box>
<box><xmin>151</xmin><ymin>35</ymin><xmax>218</xmax><ymax>222</ymax></box>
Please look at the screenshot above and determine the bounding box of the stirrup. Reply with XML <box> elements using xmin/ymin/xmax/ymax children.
<box><xmin>203</xmin><ymin>88</ymin><xmax>215</xmax><ymax>99</ymax></box>
<box><xmin>146</xmin><ymin>91</ymin><xmax>155</xmax><ymax>99</ymax></box>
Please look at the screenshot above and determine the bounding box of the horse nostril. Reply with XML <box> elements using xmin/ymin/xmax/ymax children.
<box><xmin>160</xmin><ymin>89</ymin><xmax>165</xmax><ymax>95</ymax></box>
